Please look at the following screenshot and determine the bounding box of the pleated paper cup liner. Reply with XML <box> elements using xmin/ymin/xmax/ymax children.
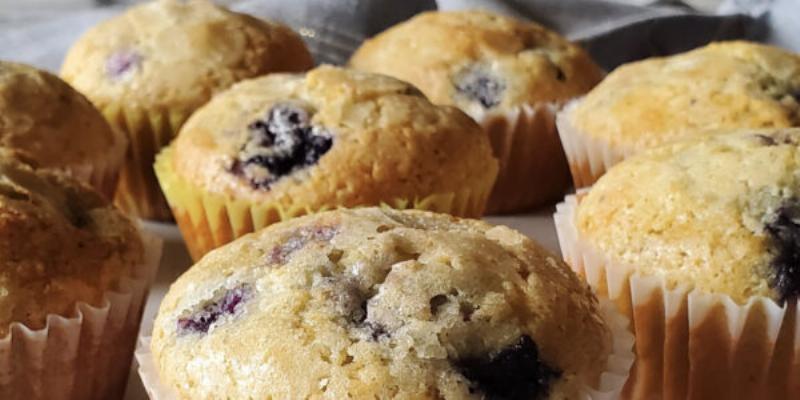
<box><xmin>556</xmin><ymin>100</ymin><xmax>638</xmax><ymax>189</ymax></box>
<box><xmin>135</xmin><ymin>297</ymin><xmax>634</xmax><ymax>399</ymax></box>
<box><xmin>154</xmin><ymin>146</ymin><xmax>494</xmax><ymax>261</ymax></box>
<box><xmin>65</xmin><ymin>134</ymin><xmax>128</xmax><ymax>201</ymax></box>
<box><xmin>476</xmin><ymin>103</ymin><xmax>572</xmax><ymax>214</ymax></box>
<box><xmin>102</xmin><ymin>103</ymin><xmax>193</xmax><ymax>221</ymax></box>
<box><xmin>0</xmin><ymin>229</ymin><xmax>163</xmax><ymax>400</ymax></box>
<box><xmin>554</xmin><ymin>192</ymin><xmax>800</xmax><ymax>399</ymax></box>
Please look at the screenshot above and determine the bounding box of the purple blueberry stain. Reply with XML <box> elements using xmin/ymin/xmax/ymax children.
<box><xmin>232</xmin><ymin>103</ymin><xmax>333</xmax><ymax>189</ymax></box>
<box><xmin>454</xmin><ymin>65</ymin><xmax>506</xmax><ymax>109</ymax></box>
<box><xmin>456</xmin><ymin>335</ymin><xmax>561</xmax><ymax>400</ymax></box>
<box><xmin>765</xmin><ymin>200</ymin><xmax>800</xmax><ymax>303</ymax></box>
<box><xmin>177</xmin><ymin>284</ymin><xmax>252</xmax><ymax>334</ymax></box>
<box><xmin>269</xmin><ymin>225</ymin><xmax>338</xmax><ymax>264</ymax></box>
<box><xmin>105</xmin><ymin>50</ymin><xmax>142</xmax><ymax>80</ymax></box>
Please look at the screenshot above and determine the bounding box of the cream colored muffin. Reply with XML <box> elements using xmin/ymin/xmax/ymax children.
<box><xmin>576</xmin><ymin>129</ymin><xmax>799</xmax><ymax>303</ymax></box>
<box><xmin>155</xmin><ymin>65</ymin><xmax>498</xmax><ymax>260</ymax></box>
<box><xmin>0</xmin><ymin>61</ymin><xmax>126</xmax><ymax>199</ymax></box>
<box><xmin>350</xmin><ymin>10</ymin><xmax>604</xmax><ymax>213</ymax></box>
<box><xmin>555</xmin><ymin>128</ymin><xmax>800</xmax><ymax>399</ymax></box>
<box><xmin>559</xmin><ymin>41</ymin><xmax>800</xmax><ymax>187</ymax></box>
<box><xmin>61</xmin><ymin>0</ymin><xmax>314</xmax><ymax>220</ymax></box>
<box><xmin>151</xmin><ymin>207</ymin><xmax>613</xmax><ymax>399</ymax></box>
<box><xmin>0</xmin><ymin>149</ymin><xmax>143</xmax><ymax>337</ymax></box>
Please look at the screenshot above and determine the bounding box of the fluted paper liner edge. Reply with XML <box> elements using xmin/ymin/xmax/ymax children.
<box><xmin>556</xmin><ymin>100</ymin><xmax>637</xmax><ymax>189</ymax></box>
<box><xmin>475</xmin><ymin>103</ymin><xmax>572</xmax><ymax>214</ymax></box>
<box><xmin>102</xmin><ymin>104</ymin><xmax>190</xmax><ymax>221</ymax></box>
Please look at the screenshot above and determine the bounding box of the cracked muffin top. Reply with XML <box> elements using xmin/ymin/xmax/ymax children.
<box><xmin>61</xmin><ymin>0</ymin><xmax>313</xmax><ymax>112</ymax></box>
<box><xmin>165</xmin><ymin>65</ymin><xmax>497</xmax><ymax>207</ymax></box>
<box><xmin>570</xmin><ymin>41</ymin><xmax>800</xmax><ymax>151</ymax></box>
<box><xmin>576</xmin><ymin>128</ymin><xmax>800</xmax><ymax>304</ymax></box>
<box><xmin>0</xmin><ymin>149</ymin><xmax>143</xmax><ymax>337</ymax></box>
<box><xmin>151</xmin><ymin>208</ymin><xmax>611</xmax><ymax>399</ymax></box>
<box><xmin>349</xmin><ymin>10</ymin><xmax>603</xmax><ymax>119</ymax></box>
<box><xmin>0</xmin><ymin>61</ymin><xmax>125</xmax><ymax>176</ymax></box>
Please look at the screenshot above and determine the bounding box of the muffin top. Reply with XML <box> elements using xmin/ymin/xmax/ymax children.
<box><xmin>576</xmin><ymin>129</ymin><xmax>800</xmax><ymax>304</ymax></box>
<box><xmin>0</xmin><ymin>61</ymin><xmax>124</xmax><ymax>169</ymax></box>
<box><xmin>167</xmin><ymin>65</ymin><xmax>498</xmax><ymax>207</ymax></box>
<box><xmin>349</xmin><ymin>10</ymin><xmax>603</xmax><ymax>118</ymax></box>
<box><xmin>152</xmin><ymin>207</ymin><xmax>610</xmax><ymax>399</ymax></box>
<box><xmin>0</xmin><ymin>149</ymin><xmax>143</xmax><ymax>337</ymax></box>
<box><xmin>571</xmin><ymin>41</ymin><xmax>800</xmax><ymax>151</ymax></box>
<box><xmin>60</xmin><ymin>0</ymin><xmax>313</xmax><ymax>112</ymax></box>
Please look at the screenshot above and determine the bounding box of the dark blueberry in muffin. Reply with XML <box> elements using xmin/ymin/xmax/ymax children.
<box><xmin>454</xmin><ymin>66</ymin><xmax>505</xmax><ymax>109</ymax></box>
<box><xmin>765</xmin><ymin>200</ymin><xmax>800</xmax><ymax>303</ymax></box>
<box><xmin>177</xmin><ymin>284</ymin><xmax>252</xmax><ymax>334</ymax></box>
<box><xmin>456</xmin><ymin>335</ymin><xmax>561</xmax><ymax>400</ymax></box>
<box><xmin>234</xmin><ymin>103</ymin><xmax>333</xmax><ymax>188</ymax></box>
<box><xmin>106</xmin><ymin>50</ymin><xmax>141</xmax><ymax>79</ymax></box>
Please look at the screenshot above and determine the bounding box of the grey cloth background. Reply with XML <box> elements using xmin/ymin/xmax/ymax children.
<box><xmin>0</xmin><ymin>0</ymin><xmax>797</xmax><ymax>72</ymax></box>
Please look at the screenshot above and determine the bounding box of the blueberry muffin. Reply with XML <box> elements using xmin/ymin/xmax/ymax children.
<box><xmin>558</xmin><ymin>41</ymin><xmax>800</xmax><ymax>187</ymax></box>
<box><xmin>350</xmin><ymin>10</ymin><xmax>604</xmax><ymax>213</ymax></box>
<box><xmin>555</xmin><ymin>129</ymin><xmax>800</xmax><ymax>399</ymax></box>
<box><xmin>0</xmin><ymin>61</ymin><xmax>125</xmax><ymax>199</ymax></box>
<box><xmin>61</xmin><ymin>0</ymin><xmax>314</xmax><ymax>220</ymax></box>
<box><xmin>0</xmin><ymin>148</ymin><xmax>160</xmax><ymax>399</ymax></box>
<box><xmin>150</xmin><ymin>207</ymin><xmax>624</xmax><ymax>399</ymax></box>
<box><xmin>155</xmin><ymin>65</ymin><xmax>498</xmax><ymax>260</ymax></box>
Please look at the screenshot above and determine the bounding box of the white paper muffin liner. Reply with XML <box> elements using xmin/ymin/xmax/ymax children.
<box><xmin>556</xmin><ymin>100</ymin><xmax>637</xmax><ymax>189</ymax></box>
<box><xmin>554</xmin><ymin>192</ymin><xmax>800</xmax><ymax>399</ymax></box>
<box><xmin>66</xmin><ymin>137</ymin><xmax>127</xmax><ymax>201</ymax></box>
<box><xmin>475</xmin><ymin>103</ymin><xmax>572</xmax><ymax>214</ymax></box>
<box><xmin>135</xmin><ymin>295</ymin><xmax>634</xmax><ymax>399</ymax></box>
<box><xmin>0</xmin><ymin>229</ymin><xmax>163</xmax><ymax>400</ymax></box>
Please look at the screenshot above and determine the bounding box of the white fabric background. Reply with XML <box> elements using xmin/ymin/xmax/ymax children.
<box><xmin>0</xmin><ymin>0</ymin><xmax>796</xmax><ymax>72</ymax></box>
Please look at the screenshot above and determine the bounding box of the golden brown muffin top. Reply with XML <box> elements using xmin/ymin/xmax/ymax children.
<box><xmin>0</xmin><ymin>61</ymin><xmax>125</xmax><ymax>170</ymax></box>
<box><xmin>0</xmin><ymin>149</ymin><xmax>143</xmax><ymax>337</ymax></box>
<box><xmin>61</xmin><ymin>0</ymin><xmax>313</xmax><ymax>112</ymax></box>
<box><xmin>576</xmin><ymin>129</ymin><xmax>800</xmax><ymax>304</ymax></box>
<box><xmin>167</xmin><ymin>65</ymin><xmax>498</xmax><ymax>209</ymax></box>
<box><xmin>152</xmin><ymin>207</ymin><xmax>610</xmax><ymax>399</ymax></box>
<box><xmin>349</xmin><ymin>10</ymin><xmax>603</xmax><ymax>119</ymax></box>
<box><xmin>572</xmin><ymin>41</ymin><xmax>800</xmax><ymax>151</ymax></box>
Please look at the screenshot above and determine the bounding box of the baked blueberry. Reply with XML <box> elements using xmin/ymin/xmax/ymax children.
<box><xmin>177</xmin><ymin>284</ymin><xmax>252</xmax><ymax>334</ymax></box>
<box><xmin>234</xmin><ymin>103</ymin><xmax>333</xmax><ymax>188</ymax></box>
<box><xmin>105</xmin><ymin>50</ymin><xmax>141</xmax><ymax>79</ymax></box>
<box><xmin>765</xmin><ymin>200</ymin><xmax>800</xmax><ymax>303</ymax></box>
<box><xmin>456</xmin><ymin>335</ymin><xmax>561</xmax><ymax>400</ymax></box>
<box><xmin>454</xmin><ymin>66</ymin><xmax>505</xmax><ymax>109</ymax></box>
